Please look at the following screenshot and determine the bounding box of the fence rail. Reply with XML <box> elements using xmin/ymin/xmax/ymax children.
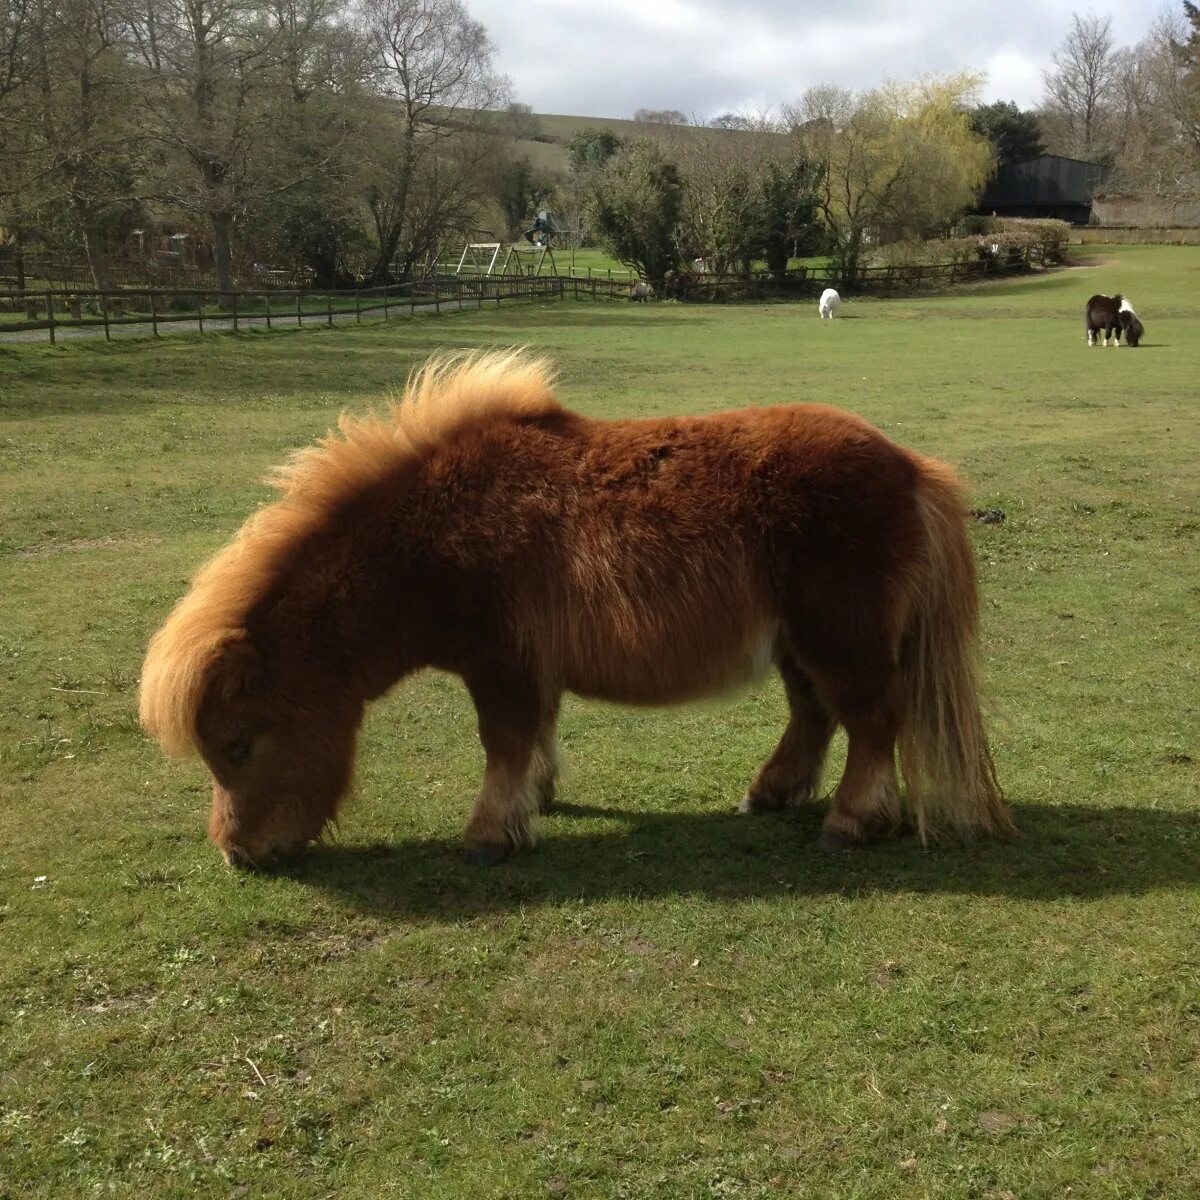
<box><xmin>0</xmin><ymin>253</ymin><xmax>644</xmax><ymax>292</ymax></box>
<box><xmin>0</xmin><ymin>245</ymin><xmax>1055</xmax><ymax>343</ymax></box>
<box><xmin>0</xmin><ymin>273</ymin><xmax>634</xmax><ymax>344</ymax></box>
<box><xmin>665</xmin><ymin>249</ymin><xmax>1045</xmax><ymax>302</ymax></box>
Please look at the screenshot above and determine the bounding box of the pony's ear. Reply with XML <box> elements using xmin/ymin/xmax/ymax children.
<box><xmin>208</xmin><ymin>631</ymin><xmax>264</xmax><ymax>704</ymax></box>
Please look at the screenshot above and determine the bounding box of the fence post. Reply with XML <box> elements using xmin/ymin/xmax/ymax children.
<box><xmin>45</xmin><ymin>293</ymin><xmax>55</xmax><ymax>346</ymax></box>
<box><xmin>383</xmin><ymin>286</ymin><xmax>389</xmax><ymax>321</ymax></box>
<box><xmin>101</xmin><ymin>293</ymin><xmax>111</xmax><ymax>342</ymax></box>
<box><xmin>265</xmin><ymin>293</ymin><xmax>272</xmax><ymax>330</ymax></box>
<box><xmin>150</xmin><ymin>292</ymin><xmax>159</xmax><ymax>337</ymax></box>
<box><xmin>326</xmin><ymin>291</ymin><xmax>333</xmax><ymax>328</ymax></box>
<box><xmin>232</xmin><ymin>291</ymin><xmax>239</xmax><ymax>333</ymax></box>
<box><xmin>198</xmin><ymin>294</ymin><xmax>205</xmax><ymax>334</ymax></box>
<box><xmin>355</xmin><ymin>288</ymin><xmax>361</xmax><ymax>324</ymax></box>
<box><xmin>433</xmin><ymin>276</ymin><xmax>440</xmax><ymax>314</ymax></box>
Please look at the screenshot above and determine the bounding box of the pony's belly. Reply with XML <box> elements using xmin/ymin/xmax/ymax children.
<box><xmin>560</xmin><ymin>625</ymin><xmax>777</xmax><ymax>706</ymax></box>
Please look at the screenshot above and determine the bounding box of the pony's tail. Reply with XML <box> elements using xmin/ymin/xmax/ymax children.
<box><xmin>898</xmin><ymin>458</ymin><xmax>1015</xmax><ymax>844</ymax></box>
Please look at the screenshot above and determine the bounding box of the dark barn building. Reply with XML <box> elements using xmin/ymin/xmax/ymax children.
<box><xmin>977</xmin><ymin>154</ymin><xmax>1110</xmax><ymax>225</ymax></box>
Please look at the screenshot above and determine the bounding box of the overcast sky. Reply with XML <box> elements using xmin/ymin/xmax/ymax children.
<box><xmin>467</xmin><ymin>0</ymin><xmax>1168</xmax><ymax>120</ymax></box>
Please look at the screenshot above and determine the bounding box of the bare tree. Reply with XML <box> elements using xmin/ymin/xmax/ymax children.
<box><xmin>0</xmin><ymin>0</ymin><xmax>145</xmax><ymax>287</ymax></box>
<box><xmin>0</xmin><ymin>0</ymin><xmax>38</xmax><ymax>107</ymax></box>
<box><xmin>1166</xmin><ymin>5</ymin><xmax>1200</xmax><ymax>166</ymax></box>
<box><xmin>357</xmin><ymin>0</ymin><xmax>508</xmax><ymax>282</ymax></box>
<box><xmin>666</xmin><ymin>122</ymin><xmax>814</xmax><ymax>275</ymax></box>
<box><xmin>34</xmin><ymin>0</ymin><xmax>144</xmax><ymax>287</ymax></box>
<box><xmin>1042</xmin><ymin>14</ymin><xmax>1118</xmax><ymax>161</ymax></box>
<box><xmin>128</xmin><ymin>0</ymin><xmax>286</xmax><ymax>298</ymax></box>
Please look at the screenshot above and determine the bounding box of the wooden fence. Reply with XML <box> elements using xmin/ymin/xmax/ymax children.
<box><xmin>0</xmin><ymin>273</ymin><xmax>634</xmax><ymax>344</ymax></box>
<box><xmin>0</xmin><ymin>252</ymin><xmax>642</xmax><ymax>293</ymax></box>
<box><xmin>666</xmin><ymin>248</ymin><xmax>1044</xmax><ymax>302</ymax></box>
<box><xmin>0</xmin><ymin>245</ymin><xmax>1054</xmax><ymax>343</ymax></box>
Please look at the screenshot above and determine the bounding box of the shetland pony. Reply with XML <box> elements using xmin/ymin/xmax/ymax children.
<box><xmin>819</xmin><ymin>288</ymin><xmax>842</xmax><ymax>319</ymax></box>
<box><xmin>140</xmin><ymin>351</ymin><xmax>1012</xmax><ymax>868</ymax></box>
<box><xmin>1085</xmin><ymin>294</ymin><xmax>1144</xmax><ymax>346</ymax></box>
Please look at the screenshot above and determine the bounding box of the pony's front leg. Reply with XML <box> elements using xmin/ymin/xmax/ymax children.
<box><xmin>532</xmin><ymin>698</ymin><xmax>563</xmax><ymax>814</ymax></box>
<box><xmin>462</xmin><ymin>669</ymin><xmax>548</xmax><ymax>865</ymax></box>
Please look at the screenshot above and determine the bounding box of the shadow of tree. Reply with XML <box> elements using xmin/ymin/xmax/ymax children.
<box><xmin>274</xmin><ymin>799</ymin><xmax>1200</xmax><ymax>919</ymax></box>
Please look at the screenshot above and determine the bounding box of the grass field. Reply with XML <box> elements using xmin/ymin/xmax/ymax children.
<box><xmin>1</xmin><ymin>245</ymin><xmax>1198</xmax><ymax>1199</ymax></box>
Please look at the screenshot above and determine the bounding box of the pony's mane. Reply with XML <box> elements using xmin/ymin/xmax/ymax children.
<box><xmin>139</xmin><ymin>349</ymin><xmax>559</xmax><ymax>757</ymax></box>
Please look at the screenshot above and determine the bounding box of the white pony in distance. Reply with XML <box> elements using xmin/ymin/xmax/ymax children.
<box><xmin>819</xmin><ymin>288</ymin><xmax>842</xmax><ymax>319</ymax></box>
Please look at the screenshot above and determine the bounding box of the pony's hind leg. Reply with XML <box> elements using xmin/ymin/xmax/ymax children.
<box><xmin>740</xmin><ymin>649</ymin><xmax>836</xmax><ymax>813</ymax></box>
<box><xmin>816</xmin><ymin>668</ymin><xmax>903</xmax><ymax>850</ymax></box>
<box><xmin>784</xmin><ymin>611</ymin><xmax>905</xmax><ymax>848</ymax></box>
<box><xmin>462</xmin><ymin>668</ymin><xmax>549</xmax><ymax>865</ymax></box>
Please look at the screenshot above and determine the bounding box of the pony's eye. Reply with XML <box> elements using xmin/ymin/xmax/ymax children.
<box><xmin>225</xmin><ymin>739</ymin><xmax>253</xmax><ymax>766</ymax></box>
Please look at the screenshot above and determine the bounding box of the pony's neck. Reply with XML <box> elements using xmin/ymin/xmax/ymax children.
<box><xmin>254</xmin><ymin>501</ymin><xmax>428</xmax><ymax>705</ymax></box>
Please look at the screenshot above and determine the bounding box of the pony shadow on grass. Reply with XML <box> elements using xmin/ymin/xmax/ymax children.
<box><xmin>277</xmin><ymin>798</ymin><xmax>1200</xmax><ymax>919</ymax></box>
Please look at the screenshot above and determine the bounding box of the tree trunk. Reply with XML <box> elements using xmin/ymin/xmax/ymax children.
<box><xmin>838</xmin><ymin>231</ymin><xmax>865</xmax><ymax>290</ymax></box>
<box><xmin>74</xmin><ymin>200</ymin><xmax>114</xmax><ymax>291</ymax></box>
<box><xmin>369</xmin><ymin>129</ymin><xmax>417</xmax><ymax>285</ymax></box>
<box><xmin>370</xmin><ymin>224</ymin><xmax>404</xmax><ymax>286</ymax></box>
<box><xmin>210</xmin><ymin>211</ymin><xmax>236</xmax><ymax>305</ymax></box>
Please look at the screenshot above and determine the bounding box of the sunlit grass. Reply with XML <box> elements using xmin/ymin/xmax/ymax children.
<box><xmin>1</xmin><ymin>245</ymin><xmax>1197</xmax><ymax>1198</ymax></box>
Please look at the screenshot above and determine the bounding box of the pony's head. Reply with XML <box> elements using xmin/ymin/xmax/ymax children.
<box><xmin>1120</xmin><ymin>310</ymin><xmax>1144</xmax><ymax>346</ymax></box>
<box><xmin>140</xmin><ymin>348</ymin><xmax>561</xmax><ymax>865</ymax></box>
<box><xmin>142</xmin><ymin>616</ymin><xmax>362</xmax><ymax>867</ymax></box>
<box><xmin>197</xmin><ymin>635</ymin><xmax>360</xmax><ymax>866</ymax></box>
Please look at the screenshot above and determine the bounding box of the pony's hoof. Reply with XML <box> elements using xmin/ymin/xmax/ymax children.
<box><xmin>816</xmin><ymin>828</ymin><xmax>864</xmax><ymax>852</ymax></box>
<box><xmin>739</xmin><ymin>785</ymin><xmax>792</xmax><ymax>813</ymax></box>
<box><xmin>465</xmin><ymin>842</ymin><xmax>512</xmax><ymax>867</ymax></box>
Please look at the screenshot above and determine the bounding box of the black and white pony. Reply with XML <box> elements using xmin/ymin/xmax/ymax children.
<box><xmin>1085</xmin><ymin>294</ymin><xmax>1144</xmax><ymax>347</ymax></box>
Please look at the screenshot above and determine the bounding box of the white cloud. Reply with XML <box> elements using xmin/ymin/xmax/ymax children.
<box><xmin>469</xmin><ymin>0</ymin><xmax>1170</xmax><ymax>119</ymax></box>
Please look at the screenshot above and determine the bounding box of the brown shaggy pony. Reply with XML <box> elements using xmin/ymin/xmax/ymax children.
<box><xmin>140</xmin><ymin>350</ymin><xmax>1012</xmax><ymax>867</ymax></box>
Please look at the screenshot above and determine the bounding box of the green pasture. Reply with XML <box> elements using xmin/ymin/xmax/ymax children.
<box><xmin>1</xmin><ymin>246</ymin><xmax>1197</xmax><ymax>1198</ymax></box>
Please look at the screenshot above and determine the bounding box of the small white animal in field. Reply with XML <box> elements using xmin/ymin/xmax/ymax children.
<box><xmin>818</xmin><ymin>288</ymin><xmax>842</xmax><ymax>319</ymax></box>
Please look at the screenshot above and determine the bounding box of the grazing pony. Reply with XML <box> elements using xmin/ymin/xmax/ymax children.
<box><xmin>1085</xmin><ymin>294</ymin><xmax>1144</xmax><ymax>347</ymax></box>
<box><xmin>629</xmin><ymin>281</ymin><xmax>652</xmax><ymax>303</ymax></box>
<box><xmin>140</xmin><ymin>351</ymin><xmax>1012</xmax><ymax>869</ymax></box>
<box><xmin>818</xmin><ymin>288</ymin><xmax>842</xmax><ymax>319</ymax></box>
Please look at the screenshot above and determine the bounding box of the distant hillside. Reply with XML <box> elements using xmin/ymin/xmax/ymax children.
<box><xmin>504</xmin><ymin>113</ymin><xmax>643</xmax><ymax>174</ymax></box>
<box><xmin>510</xmin><ymin>112</ymin><xmax>744</xmax><ymax>175</ymax></box>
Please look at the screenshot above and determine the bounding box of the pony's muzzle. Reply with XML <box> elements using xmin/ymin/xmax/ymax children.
<box><xmin>222</xmin><ymin>845</ymin><xmax>257</xmax><ymax>871</ymax></box>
